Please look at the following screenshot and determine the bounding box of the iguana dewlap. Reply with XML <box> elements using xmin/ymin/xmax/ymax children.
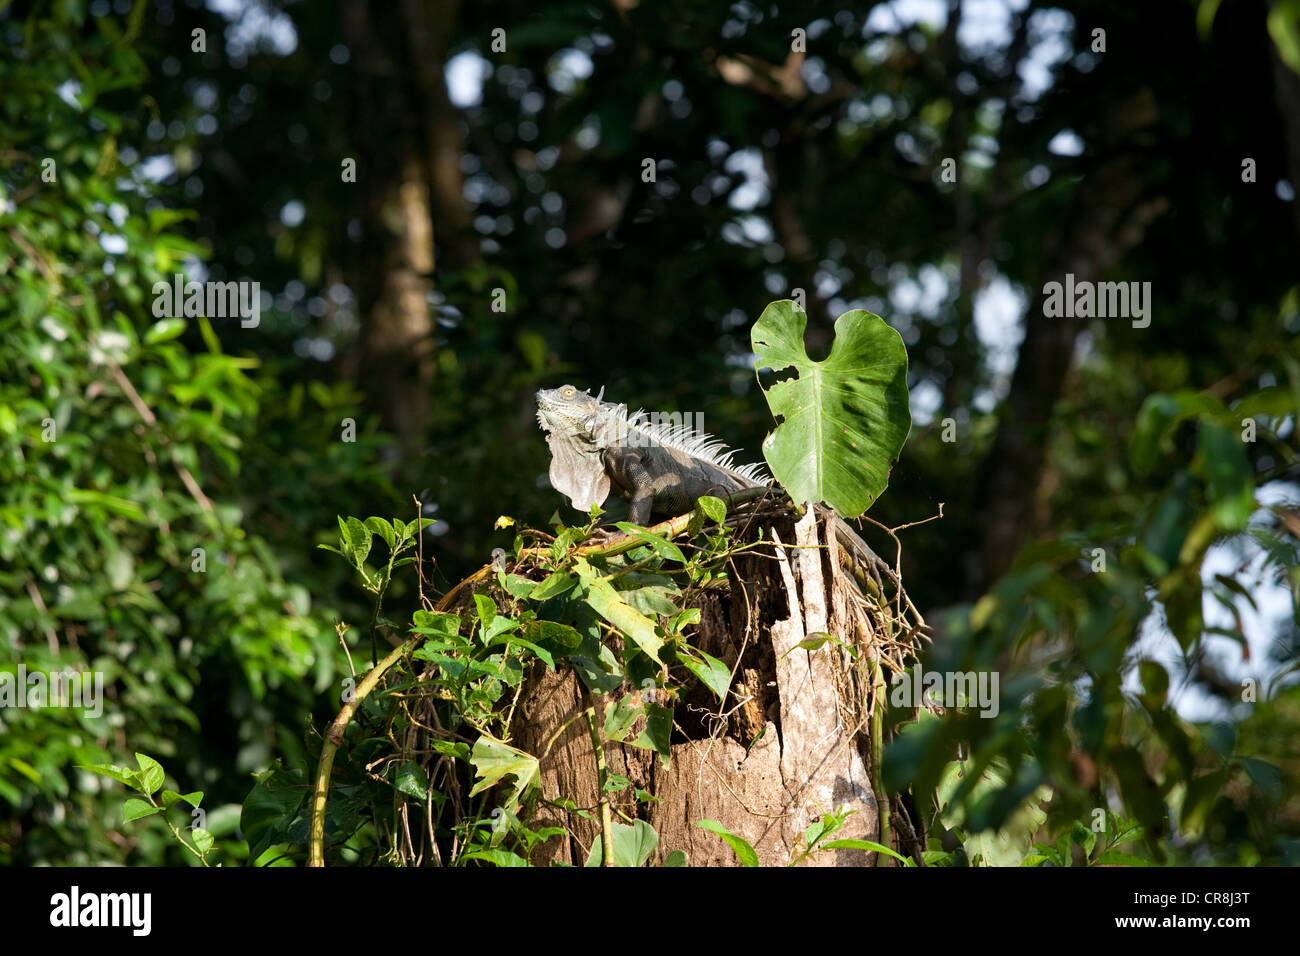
<box><xmin>535</xmin><ymin>384</ymin><xmax>769</xmax><ymax>526</ymax></box>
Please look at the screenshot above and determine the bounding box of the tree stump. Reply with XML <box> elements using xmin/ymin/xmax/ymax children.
<box><xmin>511</xmin><ymin>507</ymin><xmax>910</xmax><ymax>866</ymax></box>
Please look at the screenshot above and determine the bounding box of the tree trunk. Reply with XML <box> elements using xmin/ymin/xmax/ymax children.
<box><xmin>341</xmin><ymin>0</ymin><xmax>471</xmax><ymax>450</ymax></box>
<box><xmin>963</xmin><ymin>88</ymin><xmax>1167</xmax><ymax>597</ymax></box>
<box><xmin>512</xmin><ymin>509</ymin><xmax>904</xmax><ymax>867</ymax></box>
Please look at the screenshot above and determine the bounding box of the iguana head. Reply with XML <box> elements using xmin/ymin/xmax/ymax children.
<box><xmin>536</xmin><ymin>384</ymin><xmax>611</xmax><ymax>512</ymax></box>
<box><xmin>535</xmin><ymin>384</ymin><xmax>604</xmax><ymax>435</ymax></box>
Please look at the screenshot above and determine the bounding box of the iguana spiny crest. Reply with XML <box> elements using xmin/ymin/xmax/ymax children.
<box><xmin>536</xmin><ymin>384</ymin><xmax>769</xmax><ymax>525</ymax></box>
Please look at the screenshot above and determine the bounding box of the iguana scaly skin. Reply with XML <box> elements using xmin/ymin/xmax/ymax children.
<box><xmin>535</xmin><ymin>384</ymin><xmax>769</xmax><ymax>525</ymax></box>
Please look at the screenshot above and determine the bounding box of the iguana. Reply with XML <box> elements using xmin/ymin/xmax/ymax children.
<box><xmin>535</xmin><ymin>385</ymin><xmax>887</xmax><ymax>573</ymax></box>
<box><xmin>535</xmin><ymin>384</ymin><xmax>768</xmax><ymax>526</ymax></box>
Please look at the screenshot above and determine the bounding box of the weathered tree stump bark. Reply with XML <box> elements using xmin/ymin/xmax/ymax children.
<box><xmin>513</xmin><ymin>508</ymin><xmax>895</xmax><ymax>866</ymax></box>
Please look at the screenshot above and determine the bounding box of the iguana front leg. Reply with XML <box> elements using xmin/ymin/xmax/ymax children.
<box><xmin>603</xmin><ymin>447</ymin><xmax>657</xmax><ymax>525</ymax></box>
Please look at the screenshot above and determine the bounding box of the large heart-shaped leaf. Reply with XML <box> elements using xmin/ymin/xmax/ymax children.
<box><xmin>751</xmin><ymin>301</ymin><xmax>911</xmax><ymax>517</ymax></box>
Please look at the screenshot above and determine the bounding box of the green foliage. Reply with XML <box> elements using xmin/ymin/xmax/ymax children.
<box><xmin>888</xmin><ymin>328</ymin><xmax>1300</xmax><ymax>864</ymax></box>
<box><xmin>292</xmin><ymin>498</ymin><xmax>773</xmax><ymax>866</ymax></box>
<box><xmin>695</xmin><ymin>819</ymin><xmax>759</xmax><ymax>868</ymax></box>
<box><xmin>85</xmin><ymin>753</ymin><xmax>216</xmax><ymax>866</ymax></box>
<box><xmin>753</xmin><ymin>301</ymin><xmax>911</xmax><ymax>516</ymax></box>
<box><xmin>585</xmin><ymin>820</ymin><xmax>658</xmax><ymax>867</ymax></box>
<box><xmin>1267</xmin><ymin>0</ymin><xmax>1300</xmax><ymax>73</ymax></box>
<box><xmin>696</xmin><ymin>808</ymin><xmax>913</xmax><ymax>867</ymax></box>
<box><xmin>0</xmin><ymin>2</ymin><xmax>395</xmax><ymax>865</ymax></box>
<box><xmin>1020</xmin><ymin>813</ymin><xmax>1149</xmax><ymax>868</ymax></box>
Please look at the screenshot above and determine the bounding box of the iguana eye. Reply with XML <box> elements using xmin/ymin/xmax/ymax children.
<box><xmin>563</xmin><ymin>387</ymin><xmax>575</xmax><ymax>397</ymax></box>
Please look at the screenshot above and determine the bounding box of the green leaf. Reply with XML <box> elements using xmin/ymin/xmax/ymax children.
<box><xmin>144</xmin><ymin>317</ymin><xmax>186</xmax><ymax>345</ymax></box>
<box><xmin>623</xmin><ymin>584</ymin><xmax>682</xmax><ymax>617</ymax></box>
<box><xmin>602</xmin><ymin>773</ymin><xmax>632</xmax><ymax>794</ymax></box>
<box><xmin>473</xmin><ymin>594</ymin><xmax>497</xmax><ymax>629</ymax></box>
<box><xmin>468</xmin><ymin>736</ymin><xmax>539</xmax><ymax>811</ymax></box>
<box><xmin>411</xmin><ymin>609</ymin><xmax>462</xmax><ymax>638</ymax></box>
<box><xmin>695</xmin><ymin>819</ymin><xmax>759</xmax><ymax>867</ymax></box>
<box><xmin>1197</xmin><ymin>0</ymin><xmax>1224</xmax><ymax>39</ymax></box>
<box><xmin>1138</xmin><ymin>661</ymin><xmax>1169</xmax><ymax>703</ymax></box>
<box><xmin>1139</xmin><ymin>476</ymin><xmax>1194</xmax><ymax>572</ymax></box>
<box><xmin>483</xmin><ymin>613</ymin><xmax>522</xmax><ymax>643</ymax></box>
<box><xmin>586</xmin><ymin>820</ymin><xmax>658</xmax><ymax>867</ymax></box>
<box><xmin>7</xmin><ymin>759</ymin><xmax>40</xmax><ymax>784</ymax></box>
<box><xmin>460</xmin><ymin>849</ymin><xmax>530</xmax><ymax>867</ymax></box>
<box><xmin>530</xmin><ymin>571</ymin><xmax>577</xmax><ymax>601</ymax></box>
<box><xmin>1195</xmin><ymin>423</ymin><xmax>1255</xmax><ymax>530</ymax></box>
<box><xmin>1235</xmin><ymin>385</ymin><xmax>1294</xmax><ymax>418</ymax></box>
<box><xmin>935</xmin><ymin>757</ymin><xmax>1050</xmax><ymax>866</ymax></box>
<box><xmin>522</xmin><ymin>620</ymin><xmax>583</xmax><ymax>655</ymax></box>
<box><xmin>122</xmin><ymin>797</ymin><xmax>161</xmax><ymax>823</ymax></box>
<box><xmin>191</xmin><ymin>827</ymin><xmax>215</xmax><ymax>854</ymax></box>
<box><xmin>431</xmin><ymin>740</ymin><xmax>472</xmax><ymax>760</ymax></box>
<box><xmin>667</xmin><ymin>607</ymin><xmax>701</xmax><ymax>634</ymax></box>
<box><xmin>752</xmin><ymin>301</ymin><xmax>911</xmax><ymax>517</ymax></box>
<box><xmin>1129</xmin><ymin>393</ymin><xmax>1183</xmax><ymax>476</ymax></box>
<box><xmin>160</xmin><ymin>789</ymin><xmax>203</xmax><ymax>808</ymax></box>
<box><xmin>569</xmin><ymin>630</ymin><xmax>625</xmax><ymax>695</ymax></box>
<box><xmin>364</xmin><ymin>517</ymin><xmax>397</xmax><ymax>549</ymax></box>
<box><xmin>134</xmin><ymin>753</ymin><xmax>165</xmax><ymax>795</ymax></box>
<box><xmin>66</xmin><ymin>488</ymin><xmax>147</xmax><ymax>522</ymax></box>
<box><xmin>612</xmin><ymin>524</ymin><xmax>686</xmax><ymax>563</ymax></box>
<box><xmin>241</xmin><ymin>765</ymin><xmax>308</xmax><ymax>863</ymax></box>
<box><xmin>345</xmin><ymin>517</ymin><xmax>371</xmax><ymax>565</ymax></box>
<box><xmin>1129</xmin><ymin>390</ymin><xmax>1229</xmax><ymax>476</ymax></box>
<box><xmin>576</xmin><ymin>558</ymin><xmax>665</xmax><ymax>661</ymax></box>
<box><xmin>921</xmin><ymin>849</ymin><xmax>961</xmax><ymax>866</ymax></box>
<box><xmin>395</xmin><ymin>760</ymin><xmax>429</xmax><ymax>799</ymax></box>
<box><xmin>795</xmin><ymin>632</ymin><xmax>832</xmax><ymax>651</ymax></box>
<box><xmin>503</xmin><ymin>574</ymin><xmax>538</xmax><ymax>599</ymax></box>
<box><xmin>82</xmin><ymin>763</ymin><xmax>143</xmax><ymax>790</ymax></box>
<box><xmin>630</xmin><ymin>703</ymin><xmax>673</xmax><ymax>761</ymax></box>
<box><xmin>1112</xmin><ymin>746</ymin><xmax>1167</xmax><ymax>833</ymax></box>
<box><xmin>1071</xmin><ymin>820</ymin><xmax>1098</xmax><ymax>860</ymax></box>
<box><xmin>1180</xmin><ymin>769</ymin><xmax>1229</xmax><ymax>837</ymax></box>
<box><xmin>663</xmin><ymin>849</ymin><xmax>688</xmax><ymax>867</ymax></box>
<box><xmin>501</xmin><ymin>634</ymin><xmax>555</xmax><ymax>669</ymax></box>
<box><xmin>696</xmin><ymin>495</ymin><xmax>727</xmax><ymax>524</ymax></box>
<box><xmin>1268</xmin><ymin>1</ymin><xmax>1300</xmax><ymax>73</ymax></box>
<box><xmin>1029</xmin><ymin>842</ymin><xmax>1064</xmax><ymax>867</ymax></box>
<box><xmin>679</xmin><ymin>648</ymin><xmax>732</xmax><ymax>702</ymax></box>
<box><xmin>603</xmin><ymin>696</ymin><xmax>644</xmax><ymax>742</ymax></box>
<box><xmin>820</xmin><ymin>838</ymin><xmax>915</xmax><ymax>865</ymax></box>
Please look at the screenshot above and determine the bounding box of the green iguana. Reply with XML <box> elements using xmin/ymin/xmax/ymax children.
<box><xmin>535</xmin><ymin>384</ymin><xmax>768</xmax><ymax>526</ymax></box>
<box><xmin>535</xmin><ymin>385</ymin><xmax>888</xmax><ymax>575</ymax></box>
